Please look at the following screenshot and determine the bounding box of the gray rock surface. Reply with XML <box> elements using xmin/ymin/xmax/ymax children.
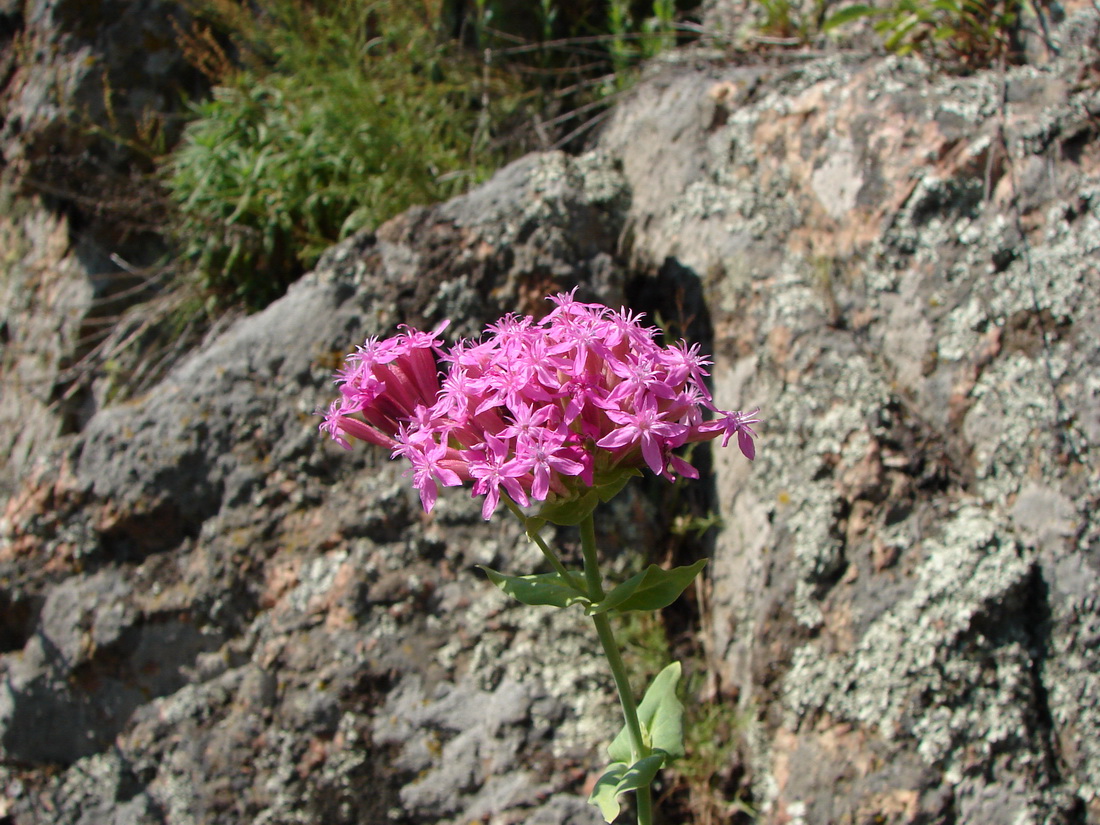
<box><xmin>0</xmin><ymin>0</ymin><xmax>203</xmax><ymax>497</ymax></box>
<box><xmin>1</xmin><ymin>151</ymin><xmax>632</xmax><ymax>824</ymax></box>
<box><xmin>594</xmin><ymin>10</ymin><xmax>1100</xmax><ymax>821</ymax></box>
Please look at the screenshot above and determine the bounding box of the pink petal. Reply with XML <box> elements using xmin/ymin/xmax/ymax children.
<box><xmin>669</xmin><ymin>454</ymin><xmax>699</xmax><ymax>479</ymax></box>
<box><xmin>738</xmin><ymin>428</ymin><xmax>756</xmax><ymax>461</ymax></box>
<box><xmin>640</xmin><ymin>435</ymin><xmax>665</xmax><ymax>475</ymax></box>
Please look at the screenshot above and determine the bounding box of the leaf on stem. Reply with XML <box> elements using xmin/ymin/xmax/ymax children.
<box><xmin>587</xmin><ymin>754</ymin><xmax>666</xmax><ymax>823</ymax></box>
<box><xmin>822</xmin><ymin>3</ymin><xmax>878</xmax><ymax>30</ymax></box>
<box><xmin>535</xmin><ymin>488</ymin><xmax>601</xmax><ymax>526</ymax></box>
<box><xmin>479</xmin><ymin>566</ymin><xmax>590</xmax><ymax>609</ymax></box>
<box><xmin>533</xmin><ymin>468</ymin><xmax>641</xmax><ymax>527</ymax></box>
<box><xmin>594</xmin><ymin>467</ymin><xmax>641</xmax><ymax>503</ymax></box>
<box><xmin>608</xmin><ymin>661</ymin><xmax>685</xmax><ymax>763</ymax></box>
<box><xmin>588</xmin><ymin>559</ymin><xmax>707</xmax><ymax>614</ymax></box>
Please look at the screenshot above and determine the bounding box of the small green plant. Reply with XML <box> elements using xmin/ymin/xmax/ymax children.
<box><xmin>641</xmin><ymin>0</ymin><xmax>678</xmax><ymax>58</ymax></box>
<box><xmin>676</xmin><ymin>694</ymin><xmax>756</xmax><ymax>825</ymax></box>
<box><xmin>620</xmin><ymin>609</ymin><xmax>674</xmax><ymax>684</ymax></box>
<box><xmin>608</xmin><ymin>0</ymin><xmax>636</xmax><ymax>77</ymax></box>
<box><xmin>671</xmin><ymin>510</ymin><xmax>724</xmax><ymax>540</ymax></box>
<box><xmin>593</xmin><ymin>0</ymin><xmax>682</xmax><ymax>87</ymax></box>
<box><xmin>824</xmin><ymin>0</ymin><xmax>1030</xmax><ymax>68</ymax></box>
<box><xmin>471</xmin><ymin>0</ymin><xmax>496</xmax><ymax>50</ymax></box>
<box><xmin>538</xmin><ymin>0</ymin><xmax>559</xmax><ymax>47</ymax></box>
<box><xmin>754</xmin><ymin>0</ymin><xmax>800</xmax><ymax>40</ymax></box>
<box><xmin>742</xmin><ymin>0</ymin><xmax>834</xmax><ymax>45</ymax></box>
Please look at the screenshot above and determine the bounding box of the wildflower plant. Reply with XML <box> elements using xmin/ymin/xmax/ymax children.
<box><xmin>321</xmin><ymin>291</ymin><xmax>759</xmax><ymax>824</ymax></box>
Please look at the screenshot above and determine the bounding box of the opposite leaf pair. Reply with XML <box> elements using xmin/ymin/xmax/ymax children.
<box><xmin>590</xmin><ymin>663</ymin><xmax>686</xmax><ymax>823</ymax></box>
<box><xmin>480</xmin><ymin>560</ymin><xmax>708</xmax><ymax>615</ymax></box>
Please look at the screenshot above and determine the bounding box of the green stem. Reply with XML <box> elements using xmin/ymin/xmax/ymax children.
<box><xmin>504</xmin><ymin>498</ymin><xmax>585</xmax><ymax>593</ymax></box>
<box><xmin>579</xmin><ymin>514</ymin><xmax>605</xmax><ymax>600</ymax></box>
<box><xmin>580</xmin><ymin>514</ymin><xmax>654</xmax><ymax>825</ymax></box>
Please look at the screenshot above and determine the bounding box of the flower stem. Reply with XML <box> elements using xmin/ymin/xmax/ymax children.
<box><xmin>580</xmin><ymin>514</ymin><xmax>654</xmax><ymax>825</ymax></box>
<box><xmin>504</xmin><ymin>499</ymin><xmax>585</xmax><ymax>593</ymax></box>
<box><xmin>579</xmin><ymin>514</ymin><xmax>606</xmax><ymax>601</ymax></box>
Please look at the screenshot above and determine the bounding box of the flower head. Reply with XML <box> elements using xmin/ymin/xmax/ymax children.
<box><xmin>321</xmin><ymin>294</ymin><xmax>759</xmax><ymax>520</ymax></box>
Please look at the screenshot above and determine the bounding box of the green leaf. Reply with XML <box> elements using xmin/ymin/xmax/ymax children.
<box><xmin>593</xmin><ymin>467</ymin><xmax>641</xmax><ymax>503</ymax></box>
<box><xmin>479</xmin><ymin>567</ymin><xmax>589</xmax><ymax>609</ymax></box>
<box><xmin>587</xmin><ymin>755</ymin><xmax>666</xmax><ymax>823</ymax></box>
<box><xmin>535</xmin><ymin>488</ymin><xmax>600</xmax><ymax>526</ymax></box>
<box><xmin>608</xmin><ymin>662</ymin><xmax>685</xmax><ymax>763</ymax></box>
<box><xmin>588</xmin><ymin>762</ymin><xmax>627</xmax><ymax>823</ymax></box>
<box><xmin>534</xmin><ymin>468</ymin><xmax>640</xmax><ymax>527</ymax></box>
<box><xmin>644</xmin><ymin>662</ymin><xmax>686</xmax><ymax>758</ymax></box>
<box><xmin>588</xmin><ymin>559</ymin><xmax>707</xmax><ymax>615</ymax></box>
<box><xmin>821</xmin><ymin>3</ymin><xmax>877</xmax><ymax>30</ymax></box>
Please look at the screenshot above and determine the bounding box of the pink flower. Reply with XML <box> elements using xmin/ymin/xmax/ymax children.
<box><xmin>698</xmin><ymin>409</ymin><xmax>762</xmax><ymax>461</ymax></box>
<box><xmin>597</xmin><ymin>395</ymin><xmax>689</xmax><ymax>475</ymax></box>
<box><xmin>516</xmin><ymin>428</ymin><xmax>586</xmax><ymax>501</ymax></box>
<box><xmin>393</xmin><ymin>435</ymin><xmax>464</xmax><ymax>512</ymax></box>
<box><xmin>322</xmin><ymin>321</ymin><xmax>448</xmax><ymax>449</ymax></box>
<box><xmin>320</xmin><ymin>293</ymin><xmax>759</xmax><ymax>520</ymax></box>
<box><xmin>468</xmin><ymin>433</ymin><xmax>532</xmax><ymax>519</ymax></box>
<box><xmin>661</xmin><ymin>341</ymin><xmax>713</xmax><ymax>403</ymax></box>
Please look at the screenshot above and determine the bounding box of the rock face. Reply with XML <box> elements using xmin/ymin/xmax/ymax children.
<box><xmin>596</xmin><ymin>12</ymin><xmax>1100</xmax><ymax>823</ymax></box>
<box><xmin>0</xmin><ymin>152</ymin><xmax>634</xmax><ymax>824</ymax></box>
<box><xmin>0</xmin><ymin>0</ymin><xmax>203</xmax><ymax>497</ymax></box>
<box><xmin>2</xmin><ymin>5</ymin><xmax>1100</xmax><ymax>825</ymax></box>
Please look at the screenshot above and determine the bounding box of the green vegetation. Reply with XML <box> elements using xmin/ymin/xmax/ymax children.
<box><xmin>824</xmin><ymin>0</ymin><xmax>1032</xmax><ymax>68</ymax></box>
<box><xmin>750</xmin><ymin>0</ymin><xmax>833</xmax><ymax>43</ymax></box>
<box><xmin>736</xmin><ymin>0</ymin><xmax>1037</xmax><ymax>69</ymax></box>
<box><xmin>163</xmin><ymin>0</ymin><xmax>696</xmax><ymax>310</ymax></box>
<box><xmin>166</xmin><ymin>0</ymin><xmax>517</xmax><ymax>308</ymax></box>
<box><xmin>606</xmin><ymin>0</ymin><xmax>679</xmax><ymax>77</ymax></box>
<box><xmin>677</xmin><ymin>692</ymin><xmax>756</xmax><ymax>825</ymax></box>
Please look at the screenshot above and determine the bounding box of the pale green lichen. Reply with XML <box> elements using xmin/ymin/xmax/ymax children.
<box><xmin>937</xmin><ymin>295</ymin><xmax>989</xmax><ymax>362</ymax></box>
<box><xmin>784</xmin><ymin>506</ymin><xmax>1036</xmax><ymax>773</ymax></box>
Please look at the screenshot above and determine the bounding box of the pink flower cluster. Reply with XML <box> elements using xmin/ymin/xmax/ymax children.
<box><xmin>321</xmin><ymin>291</ymin><xmax>759</xmax><ymax>520</ymax></box>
